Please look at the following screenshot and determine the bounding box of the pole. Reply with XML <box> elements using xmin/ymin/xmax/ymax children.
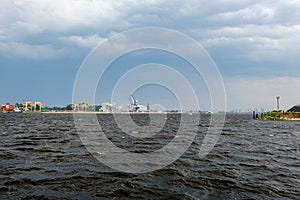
<box><xmin>276</xmin><ymin>96</ymin><xmax>280</xmax><ymax>111</ymax></box>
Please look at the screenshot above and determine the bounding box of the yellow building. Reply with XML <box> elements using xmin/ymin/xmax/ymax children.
<box><xmin>23</xmin><ymin>102</ymin><xmax>33</xmax><ymax>112</ymax></box>
<box><xmin>71</xmin><ymin>103</ymin><xmax>89</xmax><ymax>112</ymax></box>
<box><xmin>34</xmin><ymin>102</ymin><xmax>43</xmax><ymax>112</ymax></box>
<box><xmin>22</xmin><ymin>102</ymin><xmax>43</xmax><ymax>112</ymax></box>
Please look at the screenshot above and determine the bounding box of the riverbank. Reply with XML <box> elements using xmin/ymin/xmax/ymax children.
<box><xmin>259</xmin><ymin>111</ymin><xmax>300</xmax><ymax>121</ymax></box>
<box><xmin>277</xmin><ymin>112</ymin><xmax>300</xmax><ymax>121</ymax></box>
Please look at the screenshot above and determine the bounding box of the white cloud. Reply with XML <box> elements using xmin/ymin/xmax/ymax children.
<box><xmin>196</xmin><ymin>24</ymin><xmax>300</xmax><ymax>61</ymax></box>
<box><xmin>209</xmin><ymin>5</ymin><xmax>275</xmax><ymax>24</ymax></box>
<box><xmin>0</xmin><ymin>0</ymin><xmax>297</xmax><ymax>38</ymax></box>
<box><xmin>198</xmin><ymin>24</ymin><xmax>300</xmax><ymax>40</ymax></box>
<box><xmin>0</xmin><ymin>0</ymin><xmax>299</xmax><ymax>66</ymax></box>
<box><xmin>0</xmin><ymin>0</ymin><xmax>130</xmax><ymax>38</ymax></box>
<box><xmin>59</xmin><ymin>34</ymin><xmax>107</xmax><ymax>49</ymax></box>
<box><xmin>0</xmin><ymin>42</ymin><xmax>66</xmax><ymax>59</ymax></box>
<box><xmin>13</xmin><ymin>21</ymin><xmax>43</xmax><ymax>34</ymax></box>
<box><xmin>0</xmin><ymin>29</ymin><xmax>5</xmax><ymax>40</ymax></box>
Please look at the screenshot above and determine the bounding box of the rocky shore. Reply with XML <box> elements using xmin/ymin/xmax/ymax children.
<box><xmin>277</xmin><ymin>112</ymin><xmax>300</xmax><ymax>121</ymax></box>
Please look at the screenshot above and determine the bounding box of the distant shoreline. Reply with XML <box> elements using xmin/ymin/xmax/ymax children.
<box><xmin>41</xmin><ymin>111</ymin><xmax>170</xmax><ymax>114</ymax></box>
<box><xmin>11</xmin><ymin>111</ymin><xmax>212</xmax><ymax>114</ymax></box>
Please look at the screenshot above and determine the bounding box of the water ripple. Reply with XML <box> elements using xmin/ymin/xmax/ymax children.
<box><xmin>0</xmin><ymin>113</ymin><xmax>299</xmax><ymax>199</ymax></box>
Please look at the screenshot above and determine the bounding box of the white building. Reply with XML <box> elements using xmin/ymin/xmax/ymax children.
<box><xmin>100</xmin><ymin>102</ymin><xmax>122</xmax><ymax>113</ymax></box>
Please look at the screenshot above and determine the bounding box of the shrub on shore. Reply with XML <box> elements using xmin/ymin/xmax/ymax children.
<box><xmin>260</xmin><ymin>111</ymin><xmax>286</xmax><ymax>121</ymax></box>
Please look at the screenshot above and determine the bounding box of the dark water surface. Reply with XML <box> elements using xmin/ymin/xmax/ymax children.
<box><xmin>0</xmin><ymin>113</ymin><xmax>299</xmax><ymax>199</ymax></box>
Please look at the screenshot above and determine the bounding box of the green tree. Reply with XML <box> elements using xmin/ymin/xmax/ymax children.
<box><xmin>66</xmin><ymin>104</ymin><xmax>73</xmax><ymax>111</ymax></box>
<box><xmin>35</xmin><ymin>104</ymin><xmax>40</xmax><ymax>111</ymax></box>
<box><xmin>95</xmin><ymin>105</ymin><xmax>102</xmax><ymax>111</ymax></box>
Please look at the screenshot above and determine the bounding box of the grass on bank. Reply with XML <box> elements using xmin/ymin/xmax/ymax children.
<box><xmin>260</xmin><ymin>111</ymin><xmax>286</xmax><ymax>121</ymax></box>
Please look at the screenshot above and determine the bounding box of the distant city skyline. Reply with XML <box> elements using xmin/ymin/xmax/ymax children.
<box><xmin>1</xmin><ymin>1</ymin><xmax>300</xmax><ymax>111</ymax></box>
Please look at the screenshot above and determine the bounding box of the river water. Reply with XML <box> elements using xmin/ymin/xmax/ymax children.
<box><xmin>0</xmin><ymin>113</ymin><xmax>299</xmax><ymax>199</ymax></box>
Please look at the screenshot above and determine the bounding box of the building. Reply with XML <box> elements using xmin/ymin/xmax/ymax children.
<box><xmin>0</xmin><ymin>103</ymin><xmax>14</xmax><ymax>112</ymax></box>
<box><xmin>99</xmin><ymin>102</ymin><xmax>121</xmax><ymax>113</ymax></box>
<box><xmin>71</xmin><ymin>103</ymin><xmax>90</xmax><ymax>112</ymax></box>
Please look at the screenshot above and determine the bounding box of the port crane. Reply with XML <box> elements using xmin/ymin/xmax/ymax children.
<box><xmin>129</xmin><ymin>95</ymin><xmax>149</xmax><ymax>112</ymax></box>
<box><xmin>130</xmin><ymin>95</ymin><xmax>140</xmax><ymax>112</ymax></box>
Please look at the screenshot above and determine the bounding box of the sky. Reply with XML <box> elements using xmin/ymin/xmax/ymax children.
<box><xmin>1</xmin><ymin>0</ymin><xmax>300</xmax><ymax>111</ymax></box>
